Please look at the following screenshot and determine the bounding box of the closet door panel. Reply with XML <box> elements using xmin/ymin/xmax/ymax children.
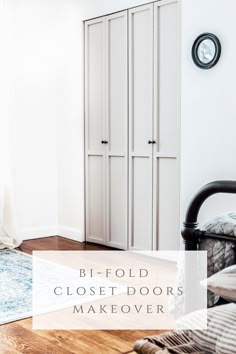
<box><xmin>130</xmin><ymin>5</ymin><xmax>153</xmax><ymax>153</ymax></box>
<box><xmin>85</xmin><ymin>18</ymin><xmax>105</xmax><ymax>152</ymax></box>
<box><xmin>129</xmin><ymin>4</ymin><xmax>153</xmax><ymax>250</ymax></box>
<box><xmin>107</xmin><ymin>12</ymin><xmax>127</xmax><ymax>153</ymax></box>
<box><xmin>85</xmin><ymin>18</ymin><xmax>106</xmax><ymax>243</ymax></box>
<box><xmin>131</xmin><ymin>158</ymin><xmax>153</xmax><ymax>250</ymax></box>
<box><xmin>107</xmin><ymin>157</ymin><xmax>127</xmax><ymax>248</ymax></box>
<box><xmin>154</xmin><ymin>1</ymin><xmax>179</xmax><ymax>154</ymax></box>
<box><xmin>106</xmin><ymin>12</ymin><xmax>128</xmax><ymax>249</ymax></box>
<box><xmin>86</xmin><ymin>156</ymin><xmax>105</xmax><ymax>243</ymax></box>
<box><xmin>157</xmin><ymin>158</ymin><xmax>179</xmax><ymax>250</ymax></box>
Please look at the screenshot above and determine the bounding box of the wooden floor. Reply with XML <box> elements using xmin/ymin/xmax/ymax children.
<box><xmin>0</xmin><ymin>237</ymin><xmax>164</xmax><ymax>354</ymax></box>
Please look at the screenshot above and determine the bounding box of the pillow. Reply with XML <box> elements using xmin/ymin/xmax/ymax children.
<box><xmin>188</xmin><ymin>303</ymin><xmax>236</xmax><ymax>354</ymax></box>
<box><xmin>203</xmin><ymin>265</ymin><xmax>236</xmax><ymax>302</ymax></box>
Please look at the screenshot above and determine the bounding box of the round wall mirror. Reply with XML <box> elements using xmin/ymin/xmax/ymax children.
<box><xmin>192</xmin><ymin>33</ymin><xmax>221</xmax><ymax>69</ymax></box>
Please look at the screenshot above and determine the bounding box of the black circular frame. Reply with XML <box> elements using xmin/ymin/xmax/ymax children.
<box><xmin>192</xmin><ymin>33</ymin><xmax>221</xmax><ymax>69</ymax></box>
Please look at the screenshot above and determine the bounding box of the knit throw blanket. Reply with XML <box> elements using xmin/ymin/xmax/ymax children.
<box><xmin>133</xmin><ymin>331</ymin><xmax>207</xmax><ymax>354</ymax></box>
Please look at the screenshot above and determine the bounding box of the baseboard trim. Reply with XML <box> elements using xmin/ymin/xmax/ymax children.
<box><xmin>19</xmin><ymin>226</ymin><xmax>58</xmax><ymax>241</ymax></box>
<box><xmin>58</xmin><ymin>226</ymin><xmax>85</xmax><ymax>242</ymax></box>
<box><xmin>18</xmin><ymin>226</ymin><xmax>84</xmax><ymax>242</ymax></box>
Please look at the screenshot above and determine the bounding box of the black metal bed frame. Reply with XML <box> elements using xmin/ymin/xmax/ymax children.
<box><xmin>182</xmin><ymin>180</ymin><xmax>236</xmax><ymax>251</ymax></box>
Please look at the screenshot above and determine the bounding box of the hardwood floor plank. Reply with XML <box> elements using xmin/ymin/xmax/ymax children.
<box><xmin>0</xmin><ymin>322</ymin><xmax>70</xmax><ymax>353</ymax></box>
<box><xmin>19</xmin><ymin>320</ymin><xmax>120</xmax><ymax>354</ymax></box>
<box><xmin>107</xmin><ymin>329</ymin><xmax>165</xmax><ymax>342</ymax></box>
<box><xmin>79</xmin><ymin>330</ymin><xmax>134</xmax><ymax>353</ymax></box>
<box><xmin>19</xmin><ymin>320</ymin><xmax>163</xmax><ymax>354</ymax></box>
<box><xmin>31</xmin><ymin>330</ymin><xmax>119</xmax><ymax>354</ymax></box>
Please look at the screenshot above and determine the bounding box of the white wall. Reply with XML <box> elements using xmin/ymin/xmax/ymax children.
<box><xmin>5</xmin><ymin>0</ymin><xmax>153</xmax><ymax>241</ymax></box>
<box><xmin>7</xmin><ymin>0</ymin><xmax>63</xmax><ymax>239</ymax></box>
<box><xmin>181</xmin><ymin>0</ymin><xmax>236</xmax><ymax>225</ymax></box>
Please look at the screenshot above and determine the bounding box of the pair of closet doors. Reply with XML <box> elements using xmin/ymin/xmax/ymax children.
<box><xmin>85</xmin><ymin>0</ymin><xmax>180</xmax><ymax>250</ymax></box>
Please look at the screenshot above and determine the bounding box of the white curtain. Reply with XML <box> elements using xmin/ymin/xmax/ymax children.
<box><xmin>0</xmin><ymin>0</ymin><xmax>22</xmax><ymax>249</ymax></box>
<box><xmin>0</xmin><ymin>182</ymin><xmax>21</xmax><ymax>249</ymax></box>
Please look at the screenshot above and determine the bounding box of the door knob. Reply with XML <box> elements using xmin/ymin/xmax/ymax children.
<box><xmin>101</xmin><ymin>140</ymin><xmax>108</xmax><ymax>144</ymax></box>
<box><xmin>148</xmin><ymin>140</ymin><xmax>153</xmax><ymax>144</ymax></box>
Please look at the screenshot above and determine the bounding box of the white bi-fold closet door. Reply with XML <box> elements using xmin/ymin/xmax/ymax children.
<box><xmin>85</xmin><ymin>0</ymin><xmax>179</xmax><ymax>250</ymax></box>
<box><xmin>128</xmin><ymin>4</ymin><xmax>154</xmax><ymax>251</ymax></box>
<box><xmin>129</xmin><ymin>1</ymin><xmax>179</xmax><ymax>251</ymax></box>
<box><xmin>153</xmin><ymin>1</ymin><xmax>180</xmax><ymax>251</ymax></box>
<box><xmin>85</xmin><ymin>12</ymin><xmax>128</xmax><ymax>249</ymax></box>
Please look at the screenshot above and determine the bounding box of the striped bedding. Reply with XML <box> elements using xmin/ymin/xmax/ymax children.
<box><xmin>134</xmin><ymin>303</ymin><xmax>236</xmax><ymax>354</ymax></box>
<box><xmin>188</xmin><ymin>303</ymin><xmax>236</xmax><ymax>354</ymax></box>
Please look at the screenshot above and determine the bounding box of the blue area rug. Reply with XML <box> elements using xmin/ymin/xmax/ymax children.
<box><xmin>0</xmin><ymin>250</ymin><xmax>32</xmax><ymax>324</ymax></box>
<box><xmin>0</xmin><ymin>250</ymin><xmax>126</xmax><ymax>326</ymax></box>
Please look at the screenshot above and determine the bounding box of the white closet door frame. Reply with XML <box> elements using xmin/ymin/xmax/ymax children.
<box><xmin>85</xmin><ymin>17</ymin><xmax>106</xmax><ymax>244</ymax></box>
<box><xmin>128</xmin><ymin>4</ymin><xmax>154</xmax><ymax>250</ymax></box>
<box><xmin>105</xmin><ymin>11</ymin><xmax>128</xmax><ymax>249</ymax></box>
<box><xmin>153</xmin><ymin>0</ymin><xmax>180</xmax><ymax>250</ymax></box>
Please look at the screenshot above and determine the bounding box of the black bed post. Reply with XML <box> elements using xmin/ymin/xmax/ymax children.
<box><xmin>182</xmin><ymin>222</ymin><xmax>199</xmax><ymax>251</ymax></box>
<box><xmin>181</xmin><ymin>180</ymin><xmax>236</xmax><ymax>250</ymax></box>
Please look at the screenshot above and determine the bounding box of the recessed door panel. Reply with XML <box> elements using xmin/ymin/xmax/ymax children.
<box><xmin>86</xmin><ymin>156</ymin><xmax>105</xmax><ymax>243</ymax></box>
<box><xmin>129</xmin><ymin>5</ymin><xmax>153</xmax><ymax>154</ymax></box>
<box><xmin>158</xmin><ymin>158</ymin><xmax>179</xmax><ymax>250</ymax></box>
<box><xmin>85</xmin><ymin>18</ymin><xmax>105</xmax><ymax>153</ymax></box>
<box><xmin>154</xmin><ymin>1</ymin><xmax>178</xmax><ymax>154</ymax></box>
<box><xmin>131</xmin><ymin>158</ymin><xmax>153</xmax><ymax>250</ymax></box>
<box><xmin>107</xmin><ymin>12</ymin><xmax>127</xmax><ymax>154</ymax></box>
<box><xmin>107</xmin><ymin>157</ymin><xmax>127</xmax><ymax>248</ymax></box>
